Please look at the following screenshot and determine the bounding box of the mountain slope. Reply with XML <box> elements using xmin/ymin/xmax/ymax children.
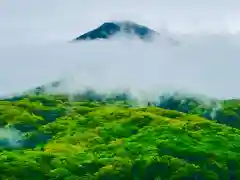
<box><xmin>73</xmin><ymin>21</ymin><xmax>161</xmax><ymax>41</ymax></box>
<box><xmin>0</xmin><ymin>93</ymin><xmax>240</xmax><ymax>179</ymax></box>
<box><xmin>11</xmin><ymin>87</ymin><xmax>240</xmax><ymax>129</ymax></box>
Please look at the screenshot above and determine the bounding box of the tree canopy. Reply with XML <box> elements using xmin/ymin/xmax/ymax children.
<box><xmin>0</xmin><ymin>92</ymin><xmax>240</xmax><ymax>179</ymax></box>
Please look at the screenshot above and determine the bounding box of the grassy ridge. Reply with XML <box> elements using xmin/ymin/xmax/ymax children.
<box><xmin>0</xmin><ymin>93</ymin><xmax>240</xmax><ymax>179</ymax></box>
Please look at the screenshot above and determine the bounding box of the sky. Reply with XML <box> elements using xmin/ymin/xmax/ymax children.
<box><xmin>1</xmin><ymin>0</ymin><xmax>240</xmax><ymax>100</ymax></box>
<box><xmin>1</xmin><ymin>0</ymin><xmax>240</xmax><ymax>43</ymax></box>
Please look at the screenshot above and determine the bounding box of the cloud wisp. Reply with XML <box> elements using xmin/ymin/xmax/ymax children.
<box><xmin>0</xmin><ymin>32</ymin><xmax>240</xmax><ymax>101</ymax></box>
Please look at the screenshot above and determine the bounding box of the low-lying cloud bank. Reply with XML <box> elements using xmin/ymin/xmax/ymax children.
<box><xmin>0</xmin><ymin>32</ymin><xmax>240</xmax><ymax>101</ymax></box>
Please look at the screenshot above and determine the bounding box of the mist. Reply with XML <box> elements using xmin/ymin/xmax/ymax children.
<box><xmin>1</xmin><ymin>0</ymin><xmax>240</xmax><ymax>101</ymax></box>
<box><xmin>0</xmin><ymin>128</ymin><xmax>23</xmax><ymax>149</ymax></box>
<box><xmin>0</xmin><ymin>33</ymin><xmax>240</xmax><ymax>100</ymax></box>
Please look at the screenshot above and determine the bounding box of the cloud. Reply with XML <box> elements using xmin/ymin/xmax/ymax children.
<box><xmin>1</xmin><ymin>32</ymin><xmax>240</xmax><ymax>100</ymax></box>
<box><xmin>1</xmin><ymin>0</ymin><xmax>240</xmax><ymax>101</ymax></box>
<box><xmin>0</xmin><ymin>128</ymin><xmax>23</xmax><ymax>148</ymax></box>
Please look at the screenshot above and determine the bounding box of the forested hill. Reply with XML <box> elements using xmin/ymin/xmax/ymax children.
<box><xmin>0</xmin><ymin>92</ymin><xmax>240</xmax><ymax>179</ymax></box>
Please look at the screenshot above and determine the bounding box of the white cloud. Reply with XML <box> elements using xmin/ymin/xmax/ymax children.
<box><xmin>1</xmin><ymin>33</ymin><xmax>240</xmax><ymax>100</ymax></box>
<box><xmin>0</xmin><ymin>0</ymin><xmax>240</xmax><ymax>100</ymax></box>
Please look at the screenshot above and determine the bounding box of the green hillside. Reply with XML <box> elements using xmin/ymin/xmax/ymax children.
<box><xmin>0</xmin><ymin>93</ymin><xmax>240</xmax><ymax>179</ymax></box>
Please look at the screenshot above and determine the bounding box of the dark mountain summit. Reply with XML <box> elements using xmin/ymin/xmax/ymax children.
<box><xmin>73</xmin><ymin>21</ymin><xmax>160</xmax><ymax>41</ymax></box>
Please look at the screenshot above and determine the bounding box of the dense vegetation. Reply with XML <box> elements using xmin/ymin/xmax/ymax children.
<box><xmin>1</xmin><ymin>92</ymin><xmax>240</xmax><ymax>179</ymax></box>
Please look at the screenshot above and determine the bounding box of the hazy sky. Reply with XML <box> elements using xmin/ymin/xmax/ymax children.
<box><xmin>1</xmin><ymin>0</ymin><xmax>240</xmax><ymax>43</ymax></box>
<box><xmin>1</xmin><ymin>0</ymin><xmax>240</xmax><ymax>100</ymax></box>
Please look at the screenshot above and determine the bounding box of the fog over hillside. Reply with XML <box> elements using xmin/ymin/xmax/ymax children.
<box><xmin>1</xmin><ymin>0</ymin><xmax>240</xmax><ymax>100</ymax></box>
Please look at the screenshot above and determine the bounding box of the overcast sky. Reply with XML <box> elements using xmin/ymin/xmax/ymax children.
<box><xmin>1</xmin><ymin>0</ymin><xmax>240</xmax><ymax>44</ymax></box>
<box><xmin>1</xmin><ymin>0</ymin><xmax>240</xmax><ymax>100</ymax></box>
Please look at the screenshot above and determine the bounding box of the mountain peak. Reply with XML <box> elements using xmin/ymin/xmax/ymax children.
<box><xmin>73</xmin><ymin>21</ymin><xmax>159</xmax><ymax>41</ymax></box>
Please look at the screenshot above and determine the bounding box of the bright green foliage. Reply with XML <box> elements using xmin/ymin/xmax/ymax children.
<box><xmin>0</xmin><ymin>93</ymin><xmax>240</xmax><ymax>179</ymax></box>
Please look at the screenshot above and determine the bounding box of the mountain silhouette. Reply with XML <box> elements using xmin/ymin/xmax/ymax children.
<box><xmin>73</xmin><ymin>21</ymin><xmax>160</xmax><ymax>41</ymax></box>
